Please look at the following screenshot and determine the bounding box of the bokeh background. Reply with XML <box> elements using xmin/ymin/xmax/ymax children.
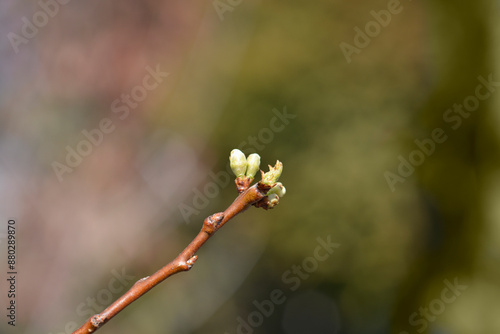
<box><xmin>0</xmin><ymin>1</ymin><xmax>499</xmax><ymax>334</ymax></box>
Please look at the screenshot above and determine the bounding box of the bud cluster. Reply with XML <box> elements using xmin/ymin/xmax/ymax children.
<box><xmin>229</xmin><ymin>149</ymin><xmax>286</xmax><ymax>209</ymax></box>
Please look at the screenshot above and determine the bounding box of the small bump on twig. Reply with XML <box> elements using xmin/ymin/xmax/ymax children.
<box><xmin>186</xmin><ymin>255</ymin><xmax>198</xmax><ymax>269</ymax></box>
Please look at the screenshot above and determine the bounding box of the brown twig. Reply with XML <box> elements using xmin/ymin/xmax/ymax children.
<box><xmin>73</xmin><ymin>181</ymin><xmax>272</xmax><ymax>334</ymax></box>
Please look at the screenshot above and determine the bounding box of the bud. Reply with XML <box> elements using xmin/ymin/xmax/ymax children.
<box><xmin>261</xmin><ymin>160</ymin><xmax>283</xmax><ymax>186</ymax></box>
<box><xmin>246</xmin><ymin>153</ymin><xmax>261</xmax><ymax>178</ymax></box>
<box><xmin>267</xmin><ymin>193</ymin><xmax>279</xmax><ymax>208</ymax></box>
<box><xmin>229</xmin><ymin>149</ymin><xmax>247</xmax><ymax>178</ymax></box>
<box><xmin>267</xmin><ymin>182</ymin><xmax>286</xmax><ymax>197</ymax></box>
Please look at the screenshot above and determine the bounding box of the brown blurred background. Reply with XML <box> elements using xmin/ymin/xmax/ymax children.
<box><xmin>0</xmin><ymin>1</ymin><xmax>499</xmax><ymax>334</ymax></box>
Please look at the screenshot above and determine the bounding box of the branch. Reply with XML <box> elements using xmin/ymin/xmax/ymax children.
<box><xmin>73</xmin><ymin>151</ymin><xmax>285</xmax><ymax>334</ymax></box>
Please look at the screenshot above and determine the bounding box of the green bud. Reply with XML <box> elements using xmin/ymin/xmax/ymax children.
<box><xmin>261</xmin><ymin>160</ymin><xmax>283</xmax><ymax>186</ymax></box>
<box><xmin>267</xmin><ymin>182</ymin><xmax>286</xmax><ymax>197</ymax></box>
<box><xmin>267</xmin><ymin>193</ymin><xmax>279</xmax><ymax>208</ymax></box>
<box><xmin>246</xmin><ymin>153</ymin><xmax>261</xmax><ymax>178</ymax></box>
<box><xmin>229</xmin><ymin>149</ymin><xmax>247</xmax><ymax>178</ymax></box>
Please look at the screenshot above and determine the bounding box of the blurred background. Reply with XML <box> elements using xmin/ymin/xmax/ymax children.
<box><xmin>0</xmin><ymin>1</ymin><xmax>499</xmax><ymax>334</ymax></box>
